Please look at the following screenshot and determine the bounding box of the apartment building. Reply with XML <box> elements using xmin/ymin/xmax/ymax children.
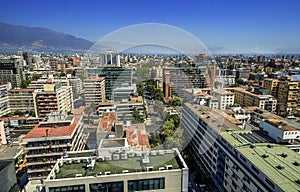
<box><xmin>8</xmin><ymin>88</ymin><xmax>35</xmax><ymax>112</ymax></box>
<box><xmin>22</xmin><ymin>107</ymin><xmax>85</xmax><ymax>180</ymax></box>
<box><xmin>33</xmin><ymin>84</ymin><xmax>73</xmax><ymax>119</ymax></box>
<box><xmin>229</xmin><ymin>87</ymin><xmax>277</xmax><ymax>112</ymax></box>
<box><xmin>212</xmin><ymin>89</ymin><xmax>234</xmax><ymax>110</ymax></box>
<box><xmin>180</xmin><ymin>102</ymin><xmax>300</xmax><ymax>192</ymax></box>
<box><xmin>0</xmin><ymin>83</ymin><xmax>10</xmax><ymax>117</ymax></box>
<box><xmin>83</xmin><ymin>77</ymin><xmax>105</xmax><ymax>106</ymax></box>
<box><xmin>264</xmin><ymin>77</ymin><xmax>300</xmax><ymax>108</ymax></box>
<box><xmin>44</xmin><ymin>148</ymin><xmax>188</xmax><ymax>192</ymax></box>
<box><xmin>0</xmin><ymin>58</ymin><xmax>25</xmax><ymax>88</ymax></box>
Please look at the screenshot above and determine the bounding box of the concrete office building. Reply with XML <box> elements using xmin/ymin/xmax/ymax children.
<box><xmin>180</xmin><ymin>102</ymin><xmax>300</xmax><ymax>192</ymax></box>
<box><xmin>87</xmin><ymin>67</ymin><xmax>133</xmax><ymax>101</ymax></box>
<box><xmin>0</xmin><ymin>58</ymin><xmax>25</xmax><ymax>88</ymax></box>
<box><xmin>44</xmin><ymin>148</ymin><xmax>188</xmax><ymax>192</ymax></box>
<box><xmin>112</xmin><ymin>85</ymin><xmax>136</xmax><ymax>102</ymax></box>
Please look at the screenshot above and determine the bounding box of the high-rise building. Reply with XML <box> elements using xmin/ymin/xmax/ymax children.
<box><xmin>33</xmin><ymin>84</ymin><xmax>74</xmax><ymax>119</ymax></box>
<box><xmin>112</xmin><ymin>86</ymin><xmax>136</xmax><ymax>102</ymax></box>
<box><xmin>69</xmin><ymin>77</ymin><xmax>83</xmax><ymax>99</ymax></box>
<box><xmin>87</xmin><ymin>67</ymin><xmax>133</xmax><ymax>101</ymax></box>
<box><xmin>83</xmin><ymin>77</ymin><xmax>105</xmax><ymax>106</ymax></box>
<box><xmin>263</xmin><ymin>78</ymin><xmax>279</xmax><ymax>98</ymax></box>
<box><xmin>180</xmin><ymin>102</ymin><xmax>300</xmax><ymax>192</ymax></box>
<box><xmin>163</xmin><ymin>66</ymin><xmax>206</xmax><ymax>99</ymax></box>
<box><xmin>0</xmin><ymin>58</ymin><xmax>25</xmax><ymax>88</ymax></box>
<box><xmin>22</xmin><ymin>107</ymin><xmax>85</xmax><ymax>180</ymax></box>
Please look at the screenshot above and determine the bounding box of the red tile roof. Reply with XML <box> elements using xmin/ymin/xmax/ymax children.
<box><xmin>23</xmin><ymin>107</ymin><xmax>84</xmax><ymax>139</ymax></box>
<box><xmin>124</xmin><ymin>124</ymin><xmax>149</xmax><ymax>149</ymax></box>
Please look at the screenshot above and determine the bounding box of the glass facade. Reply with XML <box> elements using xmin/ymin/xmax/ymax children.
<box><xmin>90</xmin><ymin>181</ymin><xmax>124</xmax><ymax>192</ymax></box>
<box><xmin>128</xmin><ymin>178</ymin><xmax>165</xmax><ymax>192</ymax></box>
<box><xmin>49</xmin><ymin>184</ymin><xmax>85</xmax><ymax>192</ymax></box>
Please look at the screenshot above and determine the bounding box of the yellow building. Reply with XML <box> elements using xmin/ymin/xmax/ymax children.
<box><xmin>263</xmin><ymin>78</ymin><xmax>279</xmax><ymax>97</ymax></box>
<box><xmin>229</xmin><ymin>87</ymin><xmax>277</xmax><ymax>112</ymax></box>
<box><xmin>264</xmin><ymin>77</ymin><xmax>299</xmax><ymax>108</ymax></box>
<box><xmin>278</xmin><ymin>81</ymin><xmax>299</xmax><ymax>108</ymax></box>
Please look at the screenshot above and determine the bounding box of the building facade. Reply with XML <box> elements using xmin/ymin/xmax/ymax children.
<box><xmin>0</xmin><ymin>58</ymin><xmax>25</xmax><ymax>88</ymax></box>
<box><xmin>212</xmin><ymin>89</ymin><xmax>235</xmax><ymax>110</ymax></box>
<box><xmin>0</xmin><ymin>83</ymin><xmax>10</xmax><ymax>117</ymax></box>
<box><xmin>83</xmin><ymin>77</ymin><xmax>105</xmax><ymax>106</ymax></box>
<box><xmin>229</xmin><ymin>87</ymin><xmax>277</xmax><ymax>112</ymax></box>
<box><xmin>44</xmin><ymin>148</ymin><xmax>188</xmax><ymax>192</ymax></box>
<box><xmin>33</xmin><ymin>84</ymin><xmax>74</xmax><ymax>119</ymax></box>
<box><xmin>180</xmin><ymin>102</ymin><xmax>300</xmax><ymax>192</ymax></box>
<box><xmin>22</xmin><ymin>107</ymin><xmax>85</xmax><ymax>180</ymax></box>
<box><xmin>8</xmin><ymin>88</ymin><xmax>35</xmax><ymax>112</ymax></box>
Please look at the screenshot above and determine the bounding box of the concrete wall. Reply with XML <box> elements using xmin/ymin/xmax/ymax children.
<box><xmin>0</xmin><ymin>160</ymin><xmax>17</xmax><ymax>192</ymax></box>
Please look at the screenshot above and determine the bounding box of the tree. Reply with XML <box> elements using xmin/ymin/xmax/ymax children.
<box><xmin>171</xmin><ymin>97</ymin><xmax>182</xmax><ymax>106</ymax></box>
<box><xmin>137</xmin><ymin>82</ymin><xmax>144</xmax><ymax>96</ymax></box>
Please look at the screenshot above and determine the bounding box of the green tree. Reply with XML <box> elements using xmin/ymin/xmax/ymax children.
<box><xmin>137</xmin><ymin>82</ymin><xmax>144</xmax><ymax>96</ymax></box>
<box><xmin>171</xmin><ymin>97</ymin><xmax>182</xmax><ymax>106</ymax></box>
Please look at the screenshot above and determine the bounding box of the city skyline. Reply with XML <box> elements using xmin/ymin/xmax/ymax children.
<box><xmin>0</xmin><ymin>0</ymin><xmax>300</xmax><ymax>54</ymax></box>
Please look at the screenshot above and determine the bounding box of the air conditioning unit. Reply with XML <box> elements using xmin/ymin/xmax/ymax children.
<box><xmin>122</xmin><ymin>170</ymin><xmax>129</xmax><ymax>173</ymax></box>
<box><xmin>146</xmin><ymin>166</ymin><xmax>153</xmax><ymax>172</ymax></box>
<box><xmin>158</xmin><ymin>167</ymin><xmax>165</xmax><ymax>171</ymax></box>
<box><xmin>166</xmin><ymin>165</ymin><xmax>173</xmax><ymax>170</ymax></box>
<box><xmin>76</xmin><ymin>174</ymin><xmax>82</xmax><ymax>177</ymax></box>
<box><xmin>104</xmin><ymin>171</ymin><xmax>111</xmax><ymax>175</ymax></box>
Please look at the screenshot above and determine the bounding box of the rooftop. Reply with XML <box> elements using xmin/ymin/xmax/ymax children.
<box><xmin>265</xmin><ymin>119</ymin><xmax>300</xmax><ymax>131</ymax></box>
<box><xmin>221</xmin><ymin>130</ymin><xmax>300</xmax><ymax>192</ymax></box>
<box><xmin>184</xmin><ymin>102</ymin><xmax>242</xmax><ymax>132</ymax></box>
<box><xmin>23</xmin><ymin>108</ymin><xmax>83</xmax><ymax>140</ymax></box>
<box><xmin>213</xmin><ymin>89</ymin><xmax>234</xmax><ymax>95</ymax></box>
<box><xmin>84</xmin><ymin>77</ymin><xmax>105</xmax><ymax>82</ymax></box>
<box><xmin>51</xmin><ymin>150</ymin><xmax>184</xmax><ymax>180</ymax></box>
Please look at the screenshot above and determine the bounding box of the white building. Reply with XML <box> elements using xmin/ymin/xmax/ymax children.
<box><xmin>212</xmin><ymin>89</ymin><xmax>235</xmax><ymax>110</ymax></box>
<box><xmin>260</xmin><ymin>119</ymin><xmax>300</xmax><ymax>143</ymax></box>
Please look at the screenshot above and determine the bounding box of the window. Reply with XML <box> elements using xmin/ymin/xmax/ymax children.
<box><xmin>128</xmin><ymin>178</ymin><xmax>165</xmax><ymax>192</ymax></box>
<box><xmin>90</xmin><ymin>181</ymin><xmax>123</xmax><ymax>192</ymax></box>
<box><xmin>49</xmin><ymin>185</ymin><xmax>85</xmax><ymax>192</ymax></box>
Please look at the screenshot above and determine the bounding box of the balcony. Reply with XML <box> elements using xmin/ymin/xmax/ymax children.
<box><xmin>26</xmin><ymin>160</ymin><xmax>57</xmax><ymax>166</ymax></box>
<box><xmin>26</xmin><ymin>152</ymin><xmax>63</xmax><ymax>158</ymax></box>
<box><xmin>24</xmin><ymin>144</ymin><xmax>68</xmax><ymax>150</ymax></box>
<box><xmin>27</xmin><ymin>167</ymin><xmax>52</xmax><ymax>173</ymax></box>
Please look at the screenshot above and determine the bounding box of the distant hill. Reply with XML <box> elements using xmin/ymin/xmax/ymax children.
<box><xmin>0</xmin><ymin>23</ymin><xmax>93</xmax><ymax>53</ymax></box>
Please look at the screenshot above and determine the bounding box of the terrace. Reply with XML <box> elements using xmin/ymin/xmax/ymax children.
<box><xmin>48</xmin><ymin>149</ymin><xmax>184</xmax><ymax>180</ymax></box>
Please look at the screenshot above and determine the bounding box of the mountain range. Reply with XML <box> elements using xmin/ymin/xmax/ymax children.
<box><xmin>0</xmin><ymin>23</ymin><xmax>93</xmax><ymax>53</ymax></box>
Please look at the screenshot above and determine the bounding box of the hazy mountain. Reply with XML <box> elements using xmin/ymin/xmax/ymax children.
<box><xmin>0</xmin><ymin>23</ymin><xmax>93</xmax><ymax>53</ymax></box>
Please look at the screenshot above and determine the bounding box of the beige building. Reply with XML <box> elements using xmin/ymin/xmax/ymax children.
<box><xmin>212</xmin><ymin>89</ymin><xmax>235</xmax><ymax>110</ymax></box>
<box><xmin>44</xmin><ymin>148</ymin><xmax>188</xmax><ymax>192</ymax></box>
<box><xmin>8</xmin><ymin>88</ymin><xmax>35</xmax><ymax>112</ymax></box>
<box><xmin>83</xmin><ymin>77</ymin><xmax>105</xmax><ymax>106</ymax></box>
<box><xmin>229</xmin><ymin>87</ymin><xmax>277</xmax><ymax>112</ymax></box>
<box><xmin>33</xmin><ymin>84</ymin><xmax>73</xmax><ymax>119</ymax></box>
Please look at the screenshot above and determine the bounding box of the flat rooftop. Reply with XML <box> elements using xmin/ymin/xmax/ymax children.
<box><xmin>184</xmin><ymin>102</ymin><xmax>242</xmax><ymax>132</ymax></box>
<box><xmin>221</xmin><ymin>130</ymin><xmax>300</xmax><ymax>192</ymax></box>
<box><xmin>54</xmin><ymin>152</ymin><xmax>183</xmax><ymax>179</ymax></box>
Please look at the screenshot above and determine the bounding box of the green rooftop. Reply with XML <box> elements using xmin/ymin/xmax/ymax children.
<box><xmin>221</xmin><ymin>131</ymin><xmax>300</xmax><ymax>192</ymax></box>
<box><xmin>55</xmin><ymin>153</ymin><xmax>181</xmax><ymax>179</ymax></box>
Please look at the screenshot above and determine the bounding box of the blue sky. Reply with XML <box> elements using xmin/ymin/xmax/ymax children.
<box><xmin>0</xmin><ymin>0</ymin><xmax>299</xmax><ymax>53</ymax></box>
